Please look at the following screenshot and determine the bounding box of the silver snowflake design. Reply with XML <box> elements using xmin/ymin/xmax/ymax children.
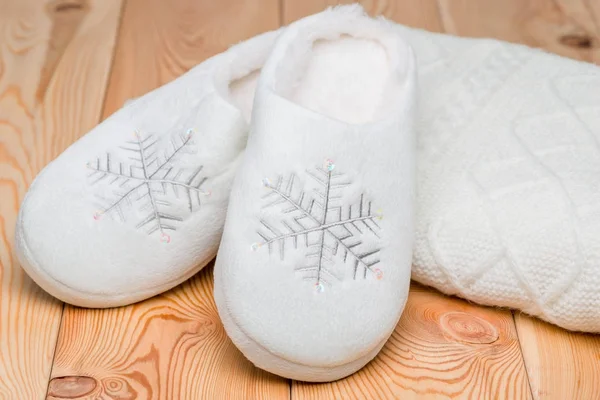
<box><xmin>253</xmin><ymin>159</ymin><xmax>383</xmax><ymax>290</ymax></box>
<box><xmin>87</xmin><ymin>129</ymin><xmax>209</xmax><ymax>242</ymax></box>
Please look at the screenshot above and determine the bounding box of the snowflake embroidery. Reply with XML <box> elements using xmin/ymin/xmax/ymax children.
<box><xmin>87</xmin><ymin>129</ymin><xmax>209</xmax><ymax>242</ymax></box>
<box><xmin>253</xmin><ymin>160</ymin><xmax>383</xmax><ymax>289</ymax></box>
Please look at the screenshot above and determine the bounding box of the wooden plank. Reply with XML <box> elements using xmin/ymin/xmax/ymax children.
<box><xmin>437</xmin><ymin>0</ymin><xmax>600</xmax><ymax>63</ymax></box>
<box><xmin>435</xmin><ymin>2</ymin><xmax>600</xmax><ymax>399</ymax></box>
<box><xmin>293</xmin><ymin>284</ymin><xmax>531</xmax><ymax>399</ymax></box>
<box><xmin>49</xmin><ymin>1</ymin><xmax>288</xmax><ymax>399</ymax></box>
<box><xmin>102</xmin><ymin>0</ymin><xmax>280</xmax><ymax>119</ymax></box>
<box><xmin>282</xmin><ymin>0</ymin><xmax>444</xmax><ymax>32</ymax></box>
<box><xmin>0</xmin><ymin>0</ymin><xmax>122</xmax><ymax>398</ymax></box>
<box><xmin>514</xmin><ymin>314</ymin><xmax>600</xmax><ymax>399</ymax></box>
<box><xmin>49</xmin><ymin>267</ymin><xmax>289</xmax><ymax>400</ymax></box>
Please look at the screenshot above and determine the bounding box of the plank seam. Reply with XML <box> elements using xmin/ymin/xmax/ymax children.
<box><xmin>44</xmin><ymin>303</ymin><xmax>65</xmax><ymax>398</ymax></box>
<box><xmin>512</xmin><ymin>311</ymin><xmax>535</xmax><ymax>399</ymax></box>
<box><xmin>98</xmin><ymin>0</ymin><xmax>129</xmax><ymax>121</ymax></box>
<box><xmin>278</xmin><ymin>0</ymin><xmax>284</xmax><ymax>27</ymax></box>
<box><xmin>46</xmin><ymin>0</ymin><xmax>127</xmax><ymax>393</ymax></box>
<box><xmin>433</xmin><ymin>0</ymin><xmax>449</xmax><ymax>34</ymax></box>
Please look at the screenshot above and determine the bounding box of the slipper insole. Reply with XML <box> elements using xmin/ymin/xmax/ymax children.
<box><xmin>291</xmin><ymin>37</ymin><xmax>392</xmax><ymax>125</ymax></box>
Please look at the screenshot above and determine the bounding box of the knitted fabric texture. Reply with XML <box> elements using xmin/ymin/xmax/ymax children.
<box><xmin>397</xmin><ymin>25</ymin><xmax>600</xmax><ymax>332</ymax></box>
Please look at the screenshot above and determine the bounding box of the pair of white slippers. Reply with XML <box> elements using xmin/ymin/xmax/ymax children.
<box><xmin>15</xmin><ymin>5</ymin><xmax>600</xmax><ymax>382</ymax></box>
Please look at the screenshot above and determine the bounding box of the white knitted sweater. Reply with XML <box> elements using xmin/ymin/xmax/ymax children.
<box><xmin>397</xmin><ymin>25</ymin><xmax>600</xmax><ymax>332</ymax></box>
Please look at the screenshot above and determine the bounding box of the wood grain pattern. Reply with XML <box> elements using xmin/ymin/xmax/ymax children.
<box><xmin>293</xmin><ymin>283</ymin><xmax>531</xmax><ymax>400</ymax></box>
<box><xmin>437</xmin><ymin>0</ymin><xmax>600</xmax><ymax>63</ymax></box>
<box><xmin>49</xmin><ymin>1</ymin><xmax>287</xmax><ymax>399</ymax></box>
<box><xmin>49</xmin><ymin>267</ymin><xmax>289</xmax><ymax>400</ymax></box>
<box><xmin>515</xmin><ymin>314</ymin><xmax>600</xmax><ymax>400</ymax></box>
<box><xmin>2</xmin><ymin>0</ymin><xmax>597</xmax><ymax>398</ymax></box>
<box><xmin>0</xmin><ymin>0</ymin><xmax>122</xmax><ymax>398</ymax></box>
<box><xmin>437</xmin><ymin>3</ymin><xmax>600</xmax><ymax>400</ymax></box>
<box><xmin>102</xmin><ymin>0</ymin><xmax>280</xmax><ymax>119</ymax></box>
<box><xmin>282</xmin><ymin>0</ymin><xmax>444</xmax><ymax>32</ymax></box>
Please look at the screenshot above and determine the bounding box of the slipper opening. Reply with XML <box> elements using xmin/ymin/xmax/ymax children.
<box><xmin>263</xmin><ymin>6</ymin><xmax>414</xmax><ymax>125</ymax></box>
<box><xmin>213</xmin><ymin>30</ymin><xmax>280</xmax><ymax>124</ymax></box>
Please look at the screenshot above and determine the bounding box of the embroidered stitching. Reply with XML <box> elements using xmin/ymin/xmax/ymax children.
<box><xmin>87</xmin><ymin>129</ymin><xmax>209</xmax><ymax>242</ymax></box>
<box><xmin>253</xmin><ymin>160</ymin><xmax>383</xmax><ymax>288</ymax></box>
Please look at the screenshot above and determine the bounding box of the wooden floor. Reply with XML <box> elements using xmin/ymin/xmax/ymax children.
<box><xmin>1</xmin><ymin>0</ymin><xmax>599</xmax><ymax>398</ymax></box>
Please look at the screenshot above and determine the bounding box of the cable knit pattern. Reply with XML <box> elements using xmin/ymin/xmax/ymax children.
<box><xmin>395</xmin><ymin>25</ymin><xmax>600</xmax><ymax>332</ymax></box>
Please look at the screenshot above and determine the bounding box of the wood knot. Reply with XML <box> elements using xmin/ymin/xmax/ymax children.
<box><xmin>47</xmin><ymin>376</ymin><xmax>97</xmax><ymax>398</ymax></box>
<box><xmin>191</xmin><ymin>318</ymin><xmax>219</xmax><ymax>338</ymax></box>
<box><xmin>559</xmin><ymin>34</ymin><xmax>594</xmax><ymax>49</ymax></box>
<box><xmin>439</xmin><ymin>312</ymin><xmax>499</xmax><ymax>344</ymax></box>
<box><xmin>52</xmin><ymin>0</ymin><xmax>87</xmax><ymax>13</ymax></box>
<box><xmin>101</xmin><ymin>377</ymin><xmax>137</xmax><ymax>399</ymax></box>
<box><xmin>104</xmin><ymin>377</ymin><xmax>126</xmax><ymax>394</ymax></box>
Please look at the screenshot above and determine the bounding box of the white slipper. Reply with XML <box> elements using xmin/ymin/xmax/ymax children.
<box><xmin>394</xmin><ymin>25</ymin><xmax>600</xmax><ymax>332</ymax></box>
<box><xmin>15</xmin><ymin>31</ymin><xmax>278</xmax><ymax>308</ymax></box>
<box><xmin>214</xmin><ymin>7</ymin><xmax>416</xmax><ymax>382</ymax></box>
